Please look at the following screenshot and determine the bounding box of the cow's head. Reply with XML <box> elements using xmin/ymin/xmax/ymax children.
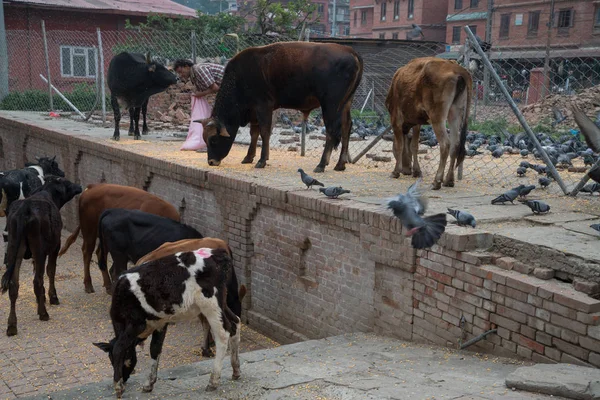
<box><xmin>195</xmin><ymin>117</ymin><xmax>234</xmax><ymax>167</ymax></box>
<box><xmin>146</xmin><ymin>53</ymin><xmax>177</xmax><ymax>89</ymax></box>
<box><xmin>31</xmin><ymin>176</ymin><xmax>82</xmax><ymax>209</ymax></box>
<box><xmin>94</xmin><ymin>338</ymin><xmax>138</xmax><ymax>389</ymax></box>
<box><xmin>36</xmin><ymin>156</ymin><xmax>65</xmax><ymax>177</ymax></box>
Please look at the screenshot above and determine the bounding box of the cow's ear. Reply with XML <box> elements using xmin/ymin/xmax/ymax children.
<box><xmin>148</xmin><ymin>64</ymin><xmax>156</xmax><ymax>73</ymax></box>
<box><xmin>35</xmin><ymin>156</ymin><xmax>40</xmax><ymax>162</ymax></box>
<box><xmin>51</xmin><ymin>156</ymin><xmax>56</xmax><ymax>162</ymax></box>
<box><xmin>219</xmin><ymin>127</ymin><xmax>231</xmax><ymax>138</ymax></box>
<box><xmin>93</xmin><ymin>342</ymin><xmax>112</xmax><ymax>353</ymax></box>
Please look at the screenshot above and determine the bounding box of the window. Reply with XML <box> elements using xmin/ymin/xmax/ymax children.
<box><xmin>452</xmin><ymin>26</ymin><xmax>461</xmax><ymax>43</ymax></box>
<box><xmin>557</xmin><ymin>9</ymin><xmax>573</xmax><ymax>29</ymax></box>
<box><xmin>528</xmin><ymin>11</ymin><xmax>540</xmax><ymax>35</ymax></box>
<box><xmin>500</xmin><ymin>13</ymin><xmax>510</xmax><ymax>38</ymax></box>
<box><xmin>361</xmin><ymin>10</ymin><xmax>367</xmax><ymax>24</ymax></box>
<box><xmin>595</xmin><ymin>6</ymin><xmax>600</xmax><ymax>31</ymax></box>
<box><xmin>468</xmin><ymin>25</ymin><xmax>477</xmax><ymax>36</ymax></box>
<box><xmin>408</xmin><ymin>0</ymin><xmax>414</xmax><ymax>19</ymax></box>
<box><xmin>454</xmin><ymin>0</ymin><xmax>462</xmax><ymax>10</ymax></box>
<box><xmin>60</xmin><ymin>46</ymin><xmax>96</xmax><ymax>78</ymax></box>
<box><xmin>392</xmin><ymin>32</ymin><xmax>398</xmax><ymax>39</ymax></box>
<box><xmin>344</xmin><ymin>26</ymin><xmax>350</xmax><ymax>35</ymax></box>
<box><xmin>317</xmin><ymin>3</ymin><xmax>324</xmax><ymax>14</ymax></box>
<box><xmin>380</xmin><ymin>1</ymin><xmax>386</xmax><ymax>21</ymax></box>
<box><xmin>470</xmin><ymin>0</ymin><xmax>478</xmax><ymax>8</ymax></box>
<box><xmin>393</xmin><ymin>0</ymin><xmax>399</xmax><ymax>20</ymax></box>
<box><xmin>379</xmin><ymin>33</ymin><xmax>385</xmax><ymax>39</ymax></box>
<box><xmin>354</xmin><ymin>11</ymin><xmax>357</xmax><ymax>26</ymax></box>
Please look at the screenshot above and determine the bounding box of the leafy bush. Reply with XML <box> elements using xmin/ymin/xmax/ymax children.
<box><xmin>0</xmin><ymin>83</ymin><xmax>111</xmax><ymax>112</ymax></box>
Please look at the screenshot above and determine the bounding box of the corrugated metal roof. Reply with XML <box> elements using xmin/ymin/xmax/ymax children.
<box><xmin>7</xmin><ymin>0</ymin><xmax>198</xmax><ymax>18</ymax></box>
<box><xmin>446</xmin><ymin>12</ymin><xmax>488</xmax><ymax>22</ymax></box>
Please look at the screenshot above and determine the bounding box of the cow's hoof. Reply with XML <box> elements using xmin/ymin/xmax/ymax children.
<box><xmin>128</xmin><ymin>131</ymin><xmax>134</xmax><ymax>136</ymax></box>
<box><xmin>313</xmin><ymin>166</ymin><xmax>325</xmax><ymax>173</ymax></box>
<box><xmin>6</xmin><ymin>326</ymin><xmax>17</xmax><ymax>336</ymax></box>
<box><xmin>241</xmin><ymin>157</ymin><xmax>253</xmax><ymax>164</ymax></box>
<box><xmin>111</xmin><ymin>136</ymin><xmax>120</xmax><ymax>142</ymax></box>
<box><xmin>232</xmin><ymin>373</ymin><xmax>241</xmax><ymax>381</ymax></box>
<box><xmin>333</xmin><ymin>163</ymin><xmax>346</xmax><ymax>171</ymax></box>
<box><xmin>431</xmin><ymin>182</ymin><xmax>442</xmax><ymax>190</ymax></box>
<box><xmin>255</xmin><ymin>160</ymin><xmax>266</xmax><ymax>168</ymax></box>
<box><xmin>142</xmin><ymin>384</ymin><xmax>154</xmax><ymax>393</ymax></box>
<box><xmin>443</xmin><ymin>181</ymin><xmax>455</xmax><ymax>187</ymax></box>
<box><xmin>413</xmin><ymin>170</ymin><xmax>422</xmax><ymax>178</ymax></box>
<box><xmin>114</xmin><ymin>380</ymin><xmax>125</xmax><ymax>399</ymax></box>
<box><xmin>205</xmin><ymin>384</ymin><xmax>218</xmax><ymax>392</ymax></box>
<box><xmin>134</xmin><ymin>135</ymin><xmax>141</xmax><ymax>141</ymax></box>
<box><xmin>39</xmin><ymin>312</ymin><xmax>49</xmax><ymax>321</ymax></box>
<box><xmin>142</xmin><ymin>130</ymin><xmax>149</xmax><ymax>136</ymax></box>
<box><xmin>49</xmin><ymin>296</ymin><xmax>59</xmax><ymax>305</ymax></box>
<box><xmin>201</xmin><ymin>348</ymin><xmax>214</xmax><ymax>358</ymax></box>
<box><xmin>84</xmin><ymin>284</ymin><xmax>95</xmax><ymax>294</ymax></box>
<box><xmin>390</xmin><ymin>171</ymin><xmax>400</xmax><ymax>179</ymax></box>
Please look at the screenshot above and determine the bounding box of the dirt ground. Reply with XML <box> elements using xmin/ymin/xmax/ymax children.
<box><xmin>0</xmin><ymin>230</ymin><xmax>279</xmax><ymax>400</ymax></box>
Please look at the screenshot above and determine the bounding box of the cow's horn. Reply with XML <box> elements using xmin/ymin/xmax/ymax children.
<box><xmin>219</xmin><ymin>128</ymin><xmax>230</xmax><ymax>138</ymax></box>
<box><xmin>0</xmin><ymin>189</ymin><xmax>7</xmax><ymax>218</ymax></box>
<box><xmin>145</xmin><ymin>52</ymin><xmax>151</xmax><ymax>64</ymax></box>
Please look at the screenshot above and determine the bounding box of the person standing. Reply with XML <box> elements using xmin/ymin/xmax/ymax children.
<box><xmin>173</xmin><ymin>59</ymin><xmax>225</xmax><ymax>152</ymax></box>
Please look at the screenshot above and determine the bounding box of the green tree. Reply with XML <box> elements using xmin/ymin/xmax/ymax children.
<box><xmin>239</xmin><ymin>0</ymin><xmax>317</xmax><ymax>35</ymax></box>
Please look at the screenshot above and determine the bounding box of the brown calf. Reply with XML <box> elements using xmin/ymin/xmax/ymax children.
<box><xmin>59</xmin><ymin>183</ymin><xmax>180</xmax><ymax>293</ymax></box>
<box><xmin>386</xmin><ymin>57</ymin><xmax>472</xmax><ymax>190</ymax></box>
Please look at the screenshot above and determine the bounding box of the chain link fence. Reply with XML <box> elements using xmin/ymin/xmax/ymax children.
<box><xmin>2</xmin><ymin>20</ymin><xmax>600</xmax><ymax>193</ymax></box>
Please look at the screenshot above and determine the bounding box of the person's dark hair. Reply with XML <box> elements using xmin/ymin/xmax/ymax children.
<box><xmin>173</xmin><ymin>59</ymin><xmax>194</xmax><ymax>70</ymax></box>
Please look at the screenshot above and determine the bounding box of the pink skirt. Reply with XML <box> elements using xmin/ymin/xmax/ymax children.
<box><xmin>180</xmin><ymin>95</ymin><xmax>212</xmax><ymax>151</ymax></box>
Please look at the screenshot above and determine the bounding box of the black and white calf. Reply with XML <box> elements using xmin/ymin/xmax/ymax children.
<box><xmin>0</xmin><ymin>156</ymin><xmax>65</xmax><ymax>263</ymax></box>
<box><xmin>93</xmin><ymin>247</ymin><xmax>241</xmax><ymax>398</ymax></box>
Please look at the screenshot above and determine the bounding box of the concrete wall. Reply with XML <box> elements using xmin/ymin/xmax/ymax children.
<box><xmin>1</xmin><ymin>116</ymin><xmax>599</xmax><ymax>368</ymax></box>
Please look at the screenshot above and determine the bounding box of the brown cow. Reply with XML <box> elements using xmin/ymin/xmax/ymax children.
<box><xmin>386</xmin><ymin>57</ymin><xmax>472</xmax><ymax>190</ymax></box>
<box><xmin>59</xmin><ymin>183</ymin><xmax>180</xmax><ymax>294</ymax></box>
<box><xmin>135</xmin><ymin>238</ymin><xmax>247</xmax><ymax>359</ymax></box>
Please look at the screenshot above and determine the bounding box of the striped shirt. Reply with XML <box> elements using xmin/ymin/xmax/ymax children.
<box><xmin>190</xmin><ymin>63</ymin><xmax>225</xmax><ymax>92</ymax></box>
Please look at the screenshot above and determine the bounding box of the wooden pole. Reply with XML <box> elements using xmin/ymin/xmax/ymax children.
<box><xmin>97</xmin><ymin>28</ymin><xmax>106</xmax><ymax>123</ymax></box>
<box><xmin>41</xmin><ymin>20</ymin><xmax>53</xmax><ymax>111</ymax></box>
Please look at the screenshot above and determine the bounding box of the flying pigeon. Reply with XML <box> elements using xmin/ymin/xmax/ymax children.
<box><xmin>298</xmin><ymin>168</ymin><xmax>324</xmax><ymax>189</ymax></box>
<box><xmin>520</xmin><ymin>199</ymin><xmax>551</xmax><ymax>214</ymax></box>
<box><xmin>447</xmin><ymin>208</ymin><xmax>476</xmax><ymax>228</ymax></box>
<box><xmin>319</xmin><ymin>186</ymin><xmax>351</xmax><ymax>199</ymax></box>
<box><xmin>491</xmin><ymin>187</ymin><xmax>520</xmax><ymax>205</ymax></box>
<box><xmin>387</xmin><ymin>181</ymin><xmax>446</xmax><ymax>249</ymax></box>
<box><xmin>590</xmin><ymin>224</ymin><xmax>600</xmax><ymax>233</ymax></box>
<box><xmin>551</xmin><ymin>107</ymin><xmax>567</xmax><ymax>127</ymax></box>
<box><xmin>406</xmin><ymin>23</ymin><xmax>425</xmax><ymax>40</ymax></box>
<box><xmin>572</xmin><ymin>104</ymin><xmax>600</xmax><ymax>153</ymax></box>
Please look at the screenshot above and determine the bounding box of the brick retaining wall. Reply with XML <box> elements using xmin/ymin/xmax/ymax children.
<box><xmin>1</xmin><ymin>116</ymin><xmax>599</xmax><ymax>368</ymax></box>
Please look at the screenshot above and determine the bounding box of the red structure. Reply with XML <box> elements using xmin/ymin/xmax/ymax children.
<box><xmin>3</xmin><ymin>0</ymin><xmax>196</xmax><ymax>93</ymax></box>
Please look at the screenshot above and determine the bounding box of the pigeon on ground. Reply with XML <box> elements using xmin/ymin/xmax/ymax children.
<box><xmin>491</xmin><ymin>187</ymin><xmax>520</xmax><ymax>205</ymax></box>
<box><xmin>520</xmin><ymin>149</ymin><xmax>529</xmax><ymax>157</ymax></box>
<box><xmin>590</xmin><ymin>224</ymin><xmax>600</xmax><ymax>233</ymax></box>
<box><xmin>539</xmin><ymin>177</ymin><xmax>552</xmax><ymax>188</ymax></box>
<box><xmin>298</xmin><ymin>168</ymin><xmax>324</xmax><ymax>189</ymax></box>
<box><xmin>467</xmin><ymin>149</ymin><xmax>483</xmax><ymax>157</ymax></box>
<box><xmin>572</xmin><ymin>104</ymin><xmax>600</xmax><ymax>153</ymax></box>
<box><xmin>517</xmin><ymin>167</ymin><xmax>527</xmax><ymax>177</ymax></box>
<box><xmin>447</xmin><ymin>208</ymin><xmax>476</xmax><ymax>228</ymax></box>
<box><xmin>589</xmin><ymin>165</ymin><xmax>600</xmax><ymax>185</ymax></box>
<box><xmin>530</xmin><ymin>164</ymin><xmax>547</xmax><ymax>175</ymax></box>
<box><xmin>319</xmin><ymin>186</ymin><xmax>350</xmax><ymax>199</ymax></box>
<box><xmin>520</xmin><ymin>199</ymin><xmax>551</xmax><ymax>214</ymax></box>
<box><xmin>520</xmin><ymin>161</ymin><xmax>531</xmax><ymax>169</ymax></box>
<box><xmin>551</xmin><ymin>107</ymin><xmax>567</xmax><ymax>127</ymax></box>
<box><xmin>580</xmin><ymin>182</ymin><xmax>600</xmax><ymax>194</ymax></box>
<box><xmin>386</xmin><ymin>179</ymin><xmax>446</xmax><ymax>249</ymax></box>
<box><xmin>491</xmin><ymin>148</ymin><xmax>504</xmax><ymax>158</ymax></box>
<box><xmin>517</xmin><ymin>184</ymin><xmax>536</xmax><ymax>198</ymax></box>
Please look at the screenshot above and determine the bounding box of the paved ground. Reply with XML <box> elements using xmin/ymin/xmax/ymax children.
<box><xmin>0</xmin><ymin>229</ymin><xmax>279</xmax><ymax>400</ymax></box>
<box><xmin>18</xmin><ymin>333</ymin><xmax>562</xmax><ymax>400</ymax></box>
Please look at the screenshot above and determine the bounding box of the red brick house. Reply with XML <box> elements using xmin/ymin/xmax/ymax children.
<box><xmin>4</xmin><ymin>0</ymin><xmax>196</xmax><ymax>93</ymax></box>
<box><xmin>445</xmin><ymin>0</ymin><xmax>487</xmax><ymax>49</ymax></box>
<box><xmin>349</xmin><ymin>0</ymin><xmax>374</xmax><ymax>38</ymax></box>
<box><xmin>370</xmin><ymin>0</ymin><xmax>447</xmax><ymax>41</ymax></box>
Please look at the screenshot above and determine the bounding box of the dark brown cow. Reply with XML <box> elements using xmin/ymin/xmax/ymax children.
<box><xmin>386</xmin><ymin>57</ymin><xmax>472</xmax><ymax>190</ymax></box>
<box><xmin>196</xmin><ymin>41</ymin><xmax>363</xmax><ymax>173</ymax></box>
<box><xmin>58</xmin><ymin>183</ymin><xmax>180</xmax><ymax>294</ymax></box>
<box><xmin>136</xmin><ymin>238</ymin><xmax>247</xmax><ymax>358</ymax></box>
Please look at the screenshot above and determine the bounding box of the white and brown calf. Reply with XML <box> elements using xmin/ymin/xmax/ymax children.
<box><xmin>93</xmin><ymin>247</ymin><xmax>241</xmax><ymax>398</ymax></box>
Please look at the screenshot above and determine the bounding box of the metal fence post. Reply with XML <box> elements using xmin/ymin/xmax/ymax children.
<box><xmin>463</xmin><ymin>25</ymin><xmax>569</xmax><ymax>195</ymax></box>
<box><xmin>0</xmin><ymin>0</ymin><xmax>9</xmax><ymax>102</ymax></box>
<box><xmin>191</xmin><ymin>31</ymin><xmax>197</xmax><ymax>62</ymax></box>
<box><xmin>41</xmin><ymin>20</ymin><xmax>53</xmax><ymax>111</ymax></box>
<box><xmin>97</xmin><ymin>28</ymin><xmax>106</xmax><ymax>123</ymax></box>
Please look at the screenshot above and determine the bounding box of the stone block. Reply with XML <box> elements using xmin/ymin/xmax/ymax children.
<box><xmin>533</xmin><ymin>267</ymin><xmax>555</xmax><ymax>280</ymax></box>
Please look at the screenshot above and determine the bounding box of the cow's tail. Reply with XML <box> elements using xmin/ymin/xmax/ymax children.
<box><xmin>334</xmin><ymin>51</ymin><xmax>364</xmax><ymax>150</ymax></box>
<box><xmin>455</xmin><ymin>70</ymin><xmax>472</xmax><ymax>169</ymax></box>
<box><xmin>97</xmin><ymin>215</ymin><xmax>108</xmax><ymax>272</ymax></box>
<box><xmin>58</xmin><ymin>224</ymin><xmax>79</xmax><ymax>257</ymax></box>
<box><xmin>1</xmin><ymin>207</ymin><xmax>29</xmax><ymax>293</ymax></box>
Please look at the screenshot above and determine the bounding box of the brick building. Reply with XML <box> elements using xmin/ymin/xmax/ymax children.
<box><xmin>445</xmin><ymin>0</ymin><xmax>488</xmax><ymax>51</ymax></box>
<box><xmin>350</xmin><ymin>0</ymin><xmax>447</xmax><ymax>41</ymax></box>
<box><xmin>3</xmin><ymin>0</ymin><xmax>196</xmax><ymax>93</ymax></box>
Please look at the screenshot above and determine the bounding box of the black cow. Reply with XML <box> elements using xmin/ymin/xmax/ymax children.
<box><xmin>196</xmin><ymin>41</ymin><xmax>363</xmax><ymax>173</ymax></box>
<box><xmin>0</xmin><ymin>156</ymin><xmax>65</xmax><ymax>263</ymax></box>
<box><xmin>108</xmin><ymin>52</ymin><xmax>177</xmax><ymax>141</ymax></box>
<box><xmin>1</xmin><ymin>176</ymin><xmax>82</xmax><ymax>336</ymax></box>
<box><xmin>93</xmin><ymin>248</ymin><xmax>241</xmax><ymax>397</ymax></box>
<box><xmin>97</xmin><ymin>208</ymin><xmax>203</xmax><ymax>291</ymax></box>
